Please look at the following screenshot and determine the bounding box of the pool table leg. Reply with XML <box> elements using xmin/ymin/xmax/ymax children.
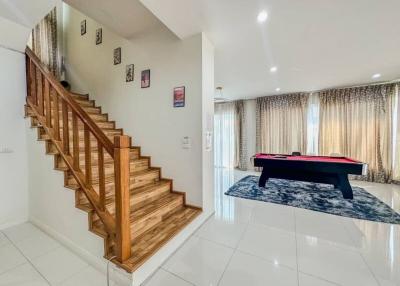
<box><xmin>259</xmin><ymin>169</ymin><xmax>269</xmax><ymax>188</ymax></box>
<box><xmin>337</xmin><ymin>174</ymin><xmax>353</xmax><ymax>199</ymax></box>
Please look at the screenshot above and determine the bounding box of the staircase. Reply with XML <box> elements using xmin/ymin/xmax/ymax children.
<box><xmin>24</xmin><ymin>47</ymin><xmax>201</xmax><ymax>272</ymax></box>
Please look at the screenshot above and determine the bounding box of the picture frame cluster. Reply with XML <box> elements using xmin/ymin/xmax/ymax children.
<box><xmin>79</xmin><ymin>19</ymin><xmax>185</xmax><ymax>107</ymax></box>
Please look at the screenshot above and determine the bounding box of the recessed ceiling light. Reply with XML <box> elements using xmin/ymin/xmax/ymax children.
<box><xmin>276</xmin><ymin>88</ymin><xmax>281</xmax><ymax>92</ymax></box>
<box><xmin>270</xmin><ymin>66</ymin><xmax>278</xmax><ymax>73</ymax></box>
<box><xmin>372</xmin><ymin>73</ymin><xmax>381</xmax><ymax>79</ymax></box>
<box><xmin>257</xmin><ymin>10</ymin><xmax>268</xmax><ymax>23</ymax></box>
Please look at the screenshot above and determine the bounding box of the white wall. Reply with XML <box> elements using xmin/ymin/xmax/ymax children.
<box><xmin>0</xmin><ymin>0</ymin><xmax>62</xmax><ymax>229</ymax></box>
<box><xmin>201</xmin><ymin>34</ymin><xmax>215</xmax><ymax>214</ymax></box>
<box><xmin>0</xmin><ymin>47</ymin><xmax>29</xmax><ymax>229</ymax></box>
<box><xmin>62</xmin><ymin>4</ymin><xmax>213</xmax><ymax>208</ymax></box>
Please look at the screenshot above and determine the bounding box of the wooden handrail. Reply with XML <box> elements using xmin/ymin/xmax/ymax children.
<box><xmin>25</xmin><ymin>47</ymin><xmax>133</xmax><ymax>263</ymax></box>
<box><xmin>25</xmin><ymin>47</ymin><xmax>114</xmax><ymax>156</ymax></box>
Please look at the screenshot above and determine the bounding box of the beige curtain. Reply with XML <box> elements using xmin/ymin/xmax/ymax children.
<box><xmin>234</xmin><ymin>100</ymin><xmax>247</xmax><ymax>170</ymax></box>
<box><xmin>394</xmin><ymin>85</ymin><xmax>400</xmax><ymax>182</ymax></box>
<box><xmin>318</xmin><ymin>84</ymin><xmax>395</xmax><ymax>183</ymax></box>
<box><xmin>256</xmin><ymin>93</ymin><xmax>308</xmax><ymax>155</ymax></box>
<box><xmin>29</xmin><ymin>7</ymin><xmax>59</xmax><ymax>78</ymax></box>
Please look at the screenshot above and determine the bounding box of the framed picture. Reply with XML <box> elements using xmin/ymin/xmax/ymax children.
<box><xmin>141</xmin><ymin>69</ymin><xmax>150</xmax><ymax>88</ymax></box>
<box><xmin>96</xmin><ymin>28</ymin><xmax>102</xmax><ymax>45</ymax></box>
<box><xmin>173</xmin><ymin>86</ymin><xmax>185</xmax><ymax>107</ymax></box>
<box><xmin>126</xmin><ymin>64</ymin><xmax>134</xmax><ymax>82</ymax></box>
<box><xmin>114</xmin><ymin>47</ymin><xmax>121</xmax><ymax>65</ymax></box>
<box><xmin>81</xmin><ymin>20</ymin><xmax>86</xmax><ymax>35</ymax></box>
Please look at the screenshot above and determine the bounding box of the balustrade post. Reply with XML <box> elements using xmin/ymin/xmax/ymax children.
<box><xmin>25</xmin><ymin>55</ymin><xmax>31</xmax><ymax>103</ymax></box>
<box><xmin>114</xmin><ymin>135</ymin><xmax>131</xmax><ymax>262</ymax></box>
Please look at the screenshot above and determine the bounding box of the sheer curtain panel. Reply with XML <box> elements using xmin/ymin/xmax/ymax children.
<box><xmin>29</xmin><ymin>7</ymin><xmax>60</xmax><ymax>78</ymax></box>
<box><xmin>256</xmin><ymin>93</ymin><xmax>309</xmax><ymax>155</ymax></box>
<box><xmin>234</xmin><ymin>100</ymin><xmax>247</xmax><ymax>170</ymax></box>
<box><xmin>318</xmin><ymin>84</ymin><xmax>395</xmax><ymax>183</ymax></box>
<box><xmin>214</xmin><ymin>102</ymin><xmax>235</xmax><ymax>168</ymax></box>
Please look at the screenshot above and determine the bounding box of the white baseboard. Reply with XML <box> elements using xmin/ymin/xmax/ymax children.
<box><xmin>0</xmin><ymin>218</ymin><xmax>29</xmax><ymax>230</ymax></box>
<box><xmin>29</xmin><ymin>216</ymin><xmax>132</xmax><ymax>286</ymax></box>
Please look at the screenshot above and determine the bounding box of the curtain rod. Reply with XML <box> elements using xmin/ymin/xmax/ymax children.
<box><xmin>311</xmin><ymin>78</ymin><xmax>400</xmax><ymax>94</ymax></box>
<box><xmin>235</xmin><ymin>78</ymin><xmax>400</xmax><ymax>102</ymax></box>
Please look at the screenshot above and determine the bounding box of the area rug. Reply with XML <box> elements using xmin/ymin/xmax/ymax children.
<box><xmin>225</xmin><ymin>176</ymin><xmax>400</xmax><ymax>224</ymax></box>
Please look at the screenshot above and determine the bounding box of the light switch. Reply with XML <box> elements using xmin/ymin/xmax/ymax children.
<box><xmin>182</xmin><ymin>136</ymin><xmax>191</xmax><ymax>149</ymax></box>
<box><xmin>0</xmin><ymin>147</ymin><xmax>13</xmax><ymax>154</ymax></box>
<box><xmin>205</xmin><ymin>131</ymin><xmax>212</xmax><ymax>151</ymax></box>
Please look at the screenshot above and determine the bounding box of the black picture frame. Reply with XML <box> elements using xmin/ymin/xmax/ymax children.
<box><xmin>80</xmin><ymin>20</ymin><xmax>86</xmax><ymax>35</ymax></box>
<box><xmin>114</xmin><ymin>47</ymin><xmax>121</xmax><ymax>65</ymax></box>
<box><xmin>141</xmin><ymin>69</ymin><xmax>150</xmax><ymax>88</ymax></box>
<box><xmin>126</xmin><ymin>64</ymin><xmax>134</xmax><ymax>82</ymax></box>
<box><xmin>96</xmin><ymin>28</ymin><xmax>102</xmax><ymax>45</ymax></box>
<box><xmin>173</xmin><ymin>86</ymin><xmax>185</xmax><ymax>107</ymax></box>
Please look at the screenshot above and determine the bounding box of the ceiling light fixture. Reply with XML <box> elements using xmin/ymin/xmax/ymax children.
<box><xmin>257</xmin><ymin>10</ymin><xmax>268</xmax><ymax>23</ymax></box>
<box><xmin>372</xmin><ymin>73</ymin><xmax>381</xmax><ymax>79</ymax></box>
<box><xmin>270</xmin><ymin>66</ymin><xmax>278</xmax><ymax>73</ymax></box>
<box><xmin>276</xmin><ymin>88</ymin><xmax>281</xmax><ymax>92</ymax></box>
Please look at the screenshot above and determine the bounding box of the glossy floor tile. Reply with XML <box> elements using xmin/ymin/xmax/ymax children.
<box><xmin>163</xmin><ymin>236</ymin><xmax>234</xmax><ymax>286</ymax></box>
<box><xmin>237</xmin><ymin>224</ymin><xmax>297</xmax><ymax>268</ymax></box>
<box><xmin>0</xmin><ymin>242</ymin><xmax>27</xmax><ymax>275</ymax></box>
<box><xmin>195</xmin><ymin>215</ymin><xmax>247</xmax><ymax>248</ymax></box>
<box><xmin>218</xmin><ymin>251</ymin><xmax>298</xmax><ymax>286</ymax></box>
<box><xmin>145</xmin><ymin>269</ymin><xmax>194</xmax><ymax>286</ymax></box>
<box><xmin>59</xmin><ymin>266</ymin><xmax>116</xmax><ymax>286</ymax></box>
<box><xmin>31</xmin><ymin>247</ymin><xmax>88</xmax><ymax>285</ymax></box>
<box><xmin>14</xmin><ymin>231</ymin><xmax>61</xmax><ymax>260</ymax></box>
<box><xmin>0</xmin><ymin>263</ymin><xmax>49</xmax><ymax>286</ymax></box>
<box><xmin>297</xmin><ymin>234</ymin><xmax>379</xmax><ymax>286</ymax></box>
<box><xmin>0</xmin><ymin>168</ymin><xmax>399</xmax><ymax>286</ymax></box>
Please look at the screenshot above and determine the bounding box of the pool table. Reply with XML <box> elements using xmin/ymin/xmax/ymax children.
<box><xmin>253</xmin><ymin>153</ymin><xmax>368</xmax><ymax>199</ymax></box>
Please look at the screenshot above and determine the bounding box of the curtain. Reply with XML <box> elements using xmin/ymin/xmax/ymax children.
<box><xmin>306</xmin><ymin>93</ymin><xmax>320</xmax><ymax>155</ymax></box>
<box><xmin>256</xmin><ymin>93</ymin><xmax>309</xmax><ymax>155</ymax></box>
<box><xmin>234</xmin><ymin>100</ymin><xmax>247</xmax><ymax>170</ymax></box>
<box><xmin>29</xmin><ymin>7</ymin><xmax>59</xmax><ymax>78</ymax></box>
<box><xmin>318</xmin><ymin>84</ymin><xmax>395</xmax><ymax>183</ymax></box>
<box><xmin>214</xmin><ymin>102</ymin><xmax>235</xmax><ymax>168</ymax></box>
<box><xmin>392</xmin><ymin>85</ymin><xmax>400</xmax><ymax>181</ymax></box>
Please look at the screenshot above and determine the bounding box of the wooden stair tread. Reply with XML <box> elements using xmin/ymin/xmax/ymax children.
<box><xmin>123</xmin><ymin>206</ymin><xmax>201</xmax><ymax>271</ymax></box>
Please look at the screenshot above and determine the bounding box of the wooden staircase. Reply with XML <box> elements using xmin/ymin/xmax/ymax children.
<box><xmin>24</xmin><ymin>47</ymin><xmax>201</xmax><ymax>272</ymax></box>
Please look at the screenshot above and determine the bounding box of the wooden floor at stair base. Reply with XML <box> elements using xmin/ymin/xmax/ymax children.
<box><xmin>109</xmin><ymin>206</ymin><xmax>201</xmax><ymax>272</ymax></box>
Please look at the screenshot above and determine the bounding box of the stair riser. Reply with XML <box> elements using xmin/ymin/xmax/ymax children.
<box><xmin>32</xmin><ymin>115</ymin><xmax>115</xmax><ymax>129</ymax></box>
<box><xmin>49</xmin><ymin>102</ymin><xmax>101</xmax><ymax>114</ymax></box>
<box><xmin>79</xmin><ymin>182</ymin><xmax>171</xmax><ymax>215</ymax></box>
<box><xmin>131</xmin><ymin>196</ymin><xmax>184</xmax><ymax>239</ymax></box>
<box><xmin>131</xmin><ymin>183</ymin><xmax>171</xmax><ymax>209</ymax></box>
<box><xmin>66</xmin><ymin>168</ymin><xmax>158</xmax><ymax>191</ymax></box>
<box><xmin>47</xmin><ymin>99</ymin><xmax>100</xmax><ymax>112</ymax></box>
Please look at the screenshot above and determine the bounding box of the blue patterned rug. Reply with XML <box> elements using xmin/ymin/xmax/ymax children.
<box><xmin>225</xmin><ymin>176</ymin><xmax>400</xmax><ymax>224</ymax></box>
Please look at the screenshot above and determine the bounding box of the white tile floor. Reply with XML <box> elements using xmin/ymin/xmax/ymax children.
<box><xmin>1</xmin><ymin>168</ymin><xmax>399</xmax><ymax>286</ymax></box>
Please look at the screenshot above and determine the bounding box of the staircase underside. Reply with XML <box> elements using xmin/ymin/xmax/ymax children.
<box><xmin>26</xmin><ymin>91</ymin><xmax>201</xmax><ymax>272</ymax></box>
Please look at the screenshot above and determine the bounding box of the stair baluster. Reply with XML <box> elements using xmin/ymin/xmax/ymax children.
<box><xmin>25</xmin><ymin>47</ymin><xmax>131</xmax><ymax>264</ymax></box>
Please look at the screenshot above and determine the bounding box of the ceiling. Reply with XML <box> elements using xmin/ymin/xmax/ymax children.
<box><xmin>140</xmin><ymin>0</ymin><xmax>400</xmax><ymax>100</ymax></box>
<box><xmin>64</xmin><ymin>0</ymin><xmax>164</xmax><ymax>39</ymax></box>
<box><xmin>0</xmin><ymin>0</ymin><xmax>57</xmax><ymax>28</ymax></box>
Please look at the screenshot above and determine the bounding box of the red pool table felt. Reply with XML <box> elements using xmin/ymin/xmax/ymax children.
<box><xmin>255</xmin><ymin>154</ymin><xmax>360</xmax><ymax>164</ymax></box>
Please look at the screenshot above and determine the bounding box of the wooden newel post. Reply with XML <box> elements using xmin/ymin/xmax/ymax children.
<box><xmin>114</xmin><ymin>135</ymin><xmax>132</xmax><ymax>262</ymax></box>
